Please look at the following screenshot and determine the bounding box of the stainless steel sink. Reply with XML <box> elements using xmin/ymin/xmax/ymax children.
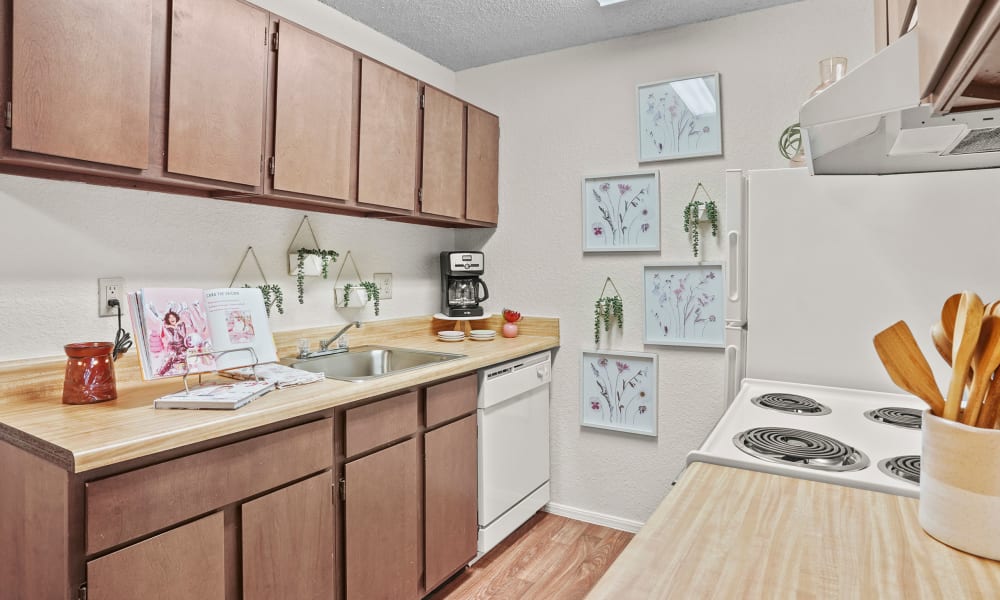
<box><xmin>290</xmin><ymin>345</ymin><xmax>465</xmax><ymax>382</ymax></box>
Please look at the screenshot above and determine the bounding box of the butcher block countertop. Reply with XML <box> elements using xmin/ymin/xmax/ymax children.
<box><xmin>0</xmin><ymin>315</ymin><xmax>558</xmax><ymax>473</ymax></box>
<box><xmin>587</xmin><ymin>462</ymin><xmax>1000</xmax><ymax>599</ymax></box>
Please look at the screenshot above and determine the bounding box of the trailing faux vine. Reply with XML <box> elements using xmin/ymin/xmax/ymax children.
<box><xmin>295</xmin><ymin>248</ymin><xmax>340</xmax><ymax>304</ymax></box>
<box><xmin>342</xmin><ymin>281</ymin><xmax>381</xmax><ymax>316</ymax></box>
<box><xmin>593</xmin><ymin>296</ymin><xmax>624</xmax><ymax>345</ymax></box>
<box><xmin>683</xmin><ymin>199</ymin><xmax>719</xmax><ymax>258</ymax></box>
<box><xmin>244</xmin><ymin>283</ymin><xmax>284</xmax><ymax>317</ymax></box>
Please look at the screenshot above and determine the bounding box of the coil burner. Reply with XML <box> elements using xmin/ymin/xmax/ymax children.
<box><xmin>734</xmin><ymin>427</ymin><xmax>870</xmax><ymax>472</ymax></box>
<box><xmin>751</xmin><ymin>393</ymin><xmax>831</xmax><ymax>416</ymax></box>
<box><xmin>864</xmin><ymin>407</ymin><xmax>922</xmax><ymax>430</ymax></box>
<box><xmin>878</xmin><ymin>455</ymin><xmax>921</xmax><ymax>485</ymax></box>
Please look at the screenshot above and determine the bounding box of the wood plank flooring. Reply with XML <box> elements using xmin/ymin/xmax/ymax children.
<box><xmin>427</xmin><ymin>512</ymin><xmax>634</xmax><ymax>600</ymax></box>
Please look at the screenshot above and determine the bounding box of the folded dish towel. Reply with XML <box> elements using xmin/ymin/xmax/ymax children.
<box><xmin>220</xmin><ymin>362</ymin><xmax>325</xmax><ymax>388</ymax></box>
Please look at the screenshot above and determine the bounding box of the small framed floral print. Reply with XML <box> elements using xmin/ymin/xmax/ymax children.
<box><xmin>643</xmin><ymin>263</ymin><xmax>724</xmax><ymax>348</ymax></box>
<box><xmin>582</xmin><ymin>171</ymin><xmax>660</xmax><ymax>253</ymax></box>
<box><xmin>637</xmin><ymin>73</ymin><xmax>722</xmax><ymax>162</ymax></box>
<box><xmin>581</xmin><ymin>350</ymin><xmax>658</xmax><ymax>437</ymax></box>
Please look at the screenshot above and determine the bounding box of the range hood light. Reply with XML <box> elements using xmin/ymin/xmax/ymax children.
<box><xmin>669</xmin><ymin>78</ymin><xmax>717</xmax><ymax>116</ymax></box>
<box><xmin>597</xmin><ymin>0</ymin><xmax>632</xmax><ymax>6</ymax></box>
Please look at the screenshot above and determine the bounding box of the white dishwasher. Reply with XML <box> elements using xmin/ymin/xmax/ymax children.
<box><xmin>477</xmin><ymin>351</ymin><xmax>552</xmax><ymax>557</ymax></box>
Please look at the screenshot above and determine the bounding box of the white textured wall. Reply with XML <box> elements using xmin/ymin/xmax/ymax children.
<box><xmin>456</xmin><ymin>0</ymin><xmax>875</xmax><ymax>524</ymax></box>
<box><xmin>0</xmin><ymin>0</ymin><xmax>455</xmax><ymax>362</ymax></box>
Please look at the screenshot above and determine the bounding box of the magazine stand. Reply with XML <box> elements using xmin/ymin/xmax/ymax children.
<box><xmin>178</xmin><ymin>347</ymin><xmax>262</xmax><ymax>394</ymax></box>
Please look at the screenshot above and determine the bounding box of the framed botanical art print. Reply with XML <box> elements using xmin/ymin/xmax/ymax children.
<box><xmin>580</xmin><ymin>349</ymin><xmax>658</xmax><ymax>437</ymax></box>
<box><xmin>582</xmin><ymin>171</ymin><xmax>660</xmax><ymax>253</ymax></box>
<box><xmin>637</xmin><ymin>73</ymin><xmax>722</xmax><ymax>162</ymax></box>
<box><xmin>643</xmin><ymin>263</ymin><xmax>725</xmax><ymax>348</ymax></box>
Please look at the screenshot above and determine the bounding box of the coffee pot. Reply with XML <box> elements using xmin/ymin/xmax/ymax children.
<box><xmin>440</xmin><ymin>251</ymin><xmax>489</xmax><ymax>317</ymax></box>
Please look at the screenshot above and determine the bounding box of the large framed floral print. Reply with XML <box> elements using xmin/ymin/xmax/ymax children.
<box><xmin>580</xmin><ymin>350</ymin><xmax>658</xmax><ymax>437</ymax></box>
<box><xmin>582</xmin><ymin>171</ymin><xmax>660</xmax><ymax>253</ymax></box>
<box><xmin>637</xmin><ymin>73</ymin><xmax>722</xmax><ymax>162</ymax></box>
<box><xmin>643</xmin><ymin>263</ymin><xmax>725</xmax><ymax>348</ymax></box>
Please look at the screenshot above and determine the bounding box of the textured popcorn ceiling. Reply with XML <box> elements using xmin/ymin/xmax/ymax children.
<box><xmin>318</xmin><ymin>0</ymin><xmax>804</xmax><ymax>70</ymax></box>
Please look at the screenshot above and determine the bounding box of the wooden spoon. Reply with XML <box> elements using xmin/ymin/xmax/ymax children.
<box><xmin>941</xmin><ymin>293</ymin><xmax>962</xmax><ymax>338</ymax></box>
<box><xmin>931</xmin><ymin>322</ymin><xmax>953</xmax><ymax>366</ymax></box>
<box><xmin>945</xmin><ymin>292</ymin><xmax>985</xmax><ymax>421</ymax></box>
<box><xmin>976</xmin><ymin>370</ymin><xmax>1000</xmax><ymax>428</ymax></box>
<box><xmin>873</xmin><ymin>321</ymin><xmax>946</xmax><ymax>416</ymax></box>
<box><xmin>962</xmin><ymin>315</ymin><xmax>1000</xmax><ymax>425</ymax></box>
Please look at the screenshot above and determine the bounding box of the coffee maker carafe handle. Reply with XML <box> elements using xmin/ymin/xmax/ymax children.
<box><xmin>476</xmin><ymin>279</ymin><xmax>490</xmax><ymax>303</ymax></box>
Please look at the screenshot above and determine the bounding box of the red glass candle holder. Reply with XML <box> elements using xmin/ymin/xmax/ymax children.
<box><xmin>62</xmin><ymin>342</ymin><xmax>117</xmax><ymax>405</ymax></box>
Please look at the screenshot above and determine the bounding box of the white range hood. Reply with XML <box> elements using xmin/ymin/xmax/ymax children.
<box><xmin>800</xmin><ymin>31</ymin><xmax>1000</xmax><ymax>175</ymax></box>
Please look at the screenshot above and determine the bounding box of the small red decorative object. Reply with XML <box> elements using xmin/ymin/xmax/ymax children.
<box><xmin>62</xmin><ymin>342</ymin><xmax>117</xmax><ymax>404</ymax></box>
<box><xmin>502</xmin><ymin>308</ymin><xmax>522</xmax><ymax>323</ymax></box>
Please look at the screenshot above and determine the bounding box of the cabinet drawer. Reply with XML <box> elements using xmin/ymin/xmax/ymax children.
<box><xmin>86</xmin><ymin>418</ymin><xmax>333</xmax><ymax>555</ymax></box>
<box><xmin>426</xmin><ymin>374</ymin><xmax>478</xmax><ymax>428</ymax></box>
<box><xmin>345</xmin><ymin>391</ymin><xmax>419</xmax><ymax>458</ymax></box>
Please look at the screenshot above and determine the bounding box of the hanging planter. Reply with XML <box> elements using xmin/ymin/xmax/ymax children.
<box><xmin>593</xmin><ymin>277</ymin><xmax>624</xmax><ymax>346</ymax></box>
<box><xmin>285</xmin><ymin>216</ymin><xmax>339</xmax><ymax>304</ymax></box>
<box><xmin>228</xmin><ymin>246</ymin><xmax>284</xmax><ymax>317</ymax></box>
<box><xmin>333</xmin><ymin>251</ymin><xmax>381</xmax><ymax>316</ymax></box>
<box><xmin>682</xmin><ymin>183</ymin><xmax>719</xmax><ymax>258</ymax></box>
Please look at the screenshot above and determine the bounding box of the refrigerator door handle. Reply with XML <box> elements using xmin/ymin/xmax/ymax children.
<box><xmin>725</xmin><ymin>341</ymin><xmax>741</xmax><ymax>405</ymax></box>
<box><xmin>727</xmin><ymin>230</ymin><xmax>740</xmax><ymax>302</ymax></box>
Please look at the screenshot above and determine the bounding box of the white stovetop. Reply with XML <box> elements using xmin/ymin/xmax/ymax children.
<box><xmin>687</xmin><ymin>379</ymin><xmax>925</xmax><ymax>498</ymax></box>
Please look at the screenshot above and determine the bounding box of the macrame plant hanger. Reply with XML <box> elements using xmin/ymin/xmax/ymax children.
<box><xmin>594</xmin><ymin>276</ymin><xmax>624</xmax><ymax>347</ymax></box>
<box><xmin>228</xmin><ymin>246</ymin><xmax>284</xmax><ymax>317</ymax></box>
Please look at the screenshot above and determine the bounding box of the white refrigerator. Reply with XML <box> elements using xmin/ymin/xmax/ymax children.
<box><xmin>724</xmin><ymin>166</ymin><xmax>1000</xmax><ymax>399</ymax></box>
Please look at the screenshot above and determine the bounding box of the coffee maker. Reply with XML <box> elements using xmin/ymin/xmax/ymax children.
<box><xmin>440</xmin><ymin>251</ymin><xmax>489</xmax><ymax>317</ymax></box>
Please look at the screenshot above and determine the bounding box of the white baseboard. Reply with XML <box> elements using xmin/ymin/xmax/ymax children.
<box><xmin>542</xmin><ymin>502</ymin><xmax>643</xmax><ymax>533</ymax></box>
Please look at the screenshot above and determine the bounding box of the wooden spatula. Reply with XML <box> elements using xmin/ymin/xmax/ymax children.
<box><xmin>931</xmin><ymin>322</ymin><xmax>953</xmax><ymax>365</ymax></box>
<box><xmin>945</xmin><ymin>292</ymin><xmax>985</xmax><ymax>421</ymax></box>
<box><xmin>941</xmin><ymin>293</ymin><xmax>962</xmax><ymax>338</ymax></box>
<box><xmin>874</xmin><ymin>321</ymin><xmax>945</xmax><ymax>416</ymax></box>
<box><xmin>962</xmin><ymin>315</ymin><xmax>1000</xmax><ymax>425</ymax></box>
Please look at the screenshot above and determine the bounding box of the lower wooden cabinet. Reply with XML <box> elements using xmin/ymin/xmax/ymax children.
<box><xmin>243</xmin><ymin>472</ymin><xmax>336</xmax><ymax>600</ymax></box>
<box><xmin>345</xmin><ymin>437</ymin><xmax>421</xmax><ymax>600</ymax></box>
<box><xmin>87</xmin><ymin>511</ymin><xmax>226</xmax><ymax>600</ymax></box>
<box><xmin>343</xmin><ymin>376</ymin><xmax>479</xmax><ymax>599</ymax></box>
<box><xmin>424</xmin><ymin>414</ymin><xmax>478</xmax><ymax>590</ymax></box>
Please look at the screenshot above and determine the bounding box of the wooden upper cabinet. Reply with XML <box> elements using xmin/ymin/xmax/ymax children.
<box><xmin>87</xmin><ymin>512</ymin><xmax>225</xmax><ymax>600</ymax></box>
<box><xmin>466</xmin><ymin>105</ymin><xmax>500</xmax><ymax>224</ymax></box>
<box><xmin>242</xmin><ymin>472</ymin><xmax>335</xmax><ymax>600</ymax></box>
<box><xmin>357</xmin><ymin>58</ymin><xmax>420</xmax><ymax>211</ymax></box>
<box><xmin>11</xmin><ymin>0</ymin><xmax>152</xmax><ymax>169</ymax></box>
<box><xmin>421</xmin><ymin>87</ymin><xmax>466</xmax><ymax>218</ymax></box>
<box><xmin>272</xmin><ymin>21</ymin><xmax>357</xmax><ymax>200</ymax></box>
<box><xmin>167</xmin><ymin>0</ymin><xmax>268</xmax><ymax>187</ymax></box>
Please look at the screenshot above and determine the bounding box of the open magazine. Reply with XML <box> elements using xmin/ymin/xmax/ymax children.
<box><xmin>128</xmin><ymin>287</ymin><xmax>278</xmax><ymax>380</ymax></box>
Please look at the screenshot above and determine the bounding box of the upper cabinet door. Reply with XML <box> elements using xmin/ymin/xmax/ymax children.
<box><xmin>357</xmin><ymin>58</ymin><xmax>420</xmax><ymax>211</ymax></box>
<box><xmin>272</xmin><ymin>21</ymin><xmax>357</xmax><ymax>200</ymax></box>
<box><xmin>11</xmin><ymin>0</ymin><xmax>152</xmax><ymax>169</ymax></box>
<box><xmin>167</xmin><ymin>0</ymin><xmax>268</xmax><ymax>187</ymax></box>
<box><xmin>466</xmin><ymin>106</ymin><xmax>499</xmax><ymax>224</ymax></box>
<box><xmin>421</xmin><ymin>87</ymin><xmax>466</xmax><ymax>218</ymax></box>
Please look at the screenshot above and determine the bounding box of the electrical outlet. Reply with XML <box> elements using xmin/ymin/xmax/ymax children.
<box><xmin>98</xmin><ymin>277</ymin><xmax>125</xmax><ymax>318</ymax></box>
<box><xmin>373</xmin><ymin>273</ymin><xmax>392</xmax><ymax>300</ymax></box>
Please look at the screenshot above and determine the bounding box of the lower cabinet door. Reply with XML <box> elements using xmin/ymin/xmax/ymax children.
<box><xmin>242</xmin><ymin>471</ymin><xmax>335</xmax><ymax>600</ymax></box>
<box><xmin>424</xmin><ymin>415</ymin><xmax>478</xmax><ymax>590</ymax></box>
<box><xmin>86</xmin><ymin>511</ymin><xmax>225</xmax><ymax>600</ymax></box>
<box><xmin>345</xmin><ymin>438</ymin><xmax>420</xmax><ymax>600</ymax></box>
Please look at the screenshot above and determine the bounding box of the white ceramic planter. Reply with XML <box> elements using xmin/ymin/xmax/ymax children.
<box><xmin>334</xmin><ymin>286</ymin><xmax>369</xmax><ymax>309</ymax></box>
<box><xmin>919</xmin><ymin>410</ymin><xmax>1000</xmax><ymax>560</ymax></box>
<box><xmin>288</xmin><ymin>253</ymin><xmax>325</xmax><ymax>277</ymax></box>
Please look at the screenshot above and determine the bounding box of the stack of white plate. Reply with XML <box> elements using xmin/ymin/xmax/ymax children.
<box><xmin>438</xmin><ymin>330</ymin><xmax>466</xmax><ymax>342</ymax></box>
<box><xmin>469</xmin><ymin>329</ymin><xmax>496</xmax><ymax>341</ymax></box>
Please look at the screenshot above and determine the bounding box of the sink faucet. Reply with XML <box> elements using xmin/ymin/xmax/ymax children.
<box><xmin>318</xmin><ymin>321</ymin><xmax>362</xmax><ymax>352</ymax></box>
